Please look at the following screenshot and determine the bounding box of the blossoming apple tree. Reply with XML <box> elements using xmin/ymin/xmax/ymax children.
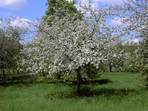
<box><xmin>20</xmin><ymin>8</ymin><xmax>115</xmax><ymax>94</ymax></box>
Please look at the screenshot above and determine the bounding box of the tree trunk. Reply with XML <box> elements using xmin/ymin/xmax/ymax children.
<box><xmin>57</xmin><ymin>73</ymin><xmax>61</xmax><ymax>80</ymax></box>
<box><xmin>2</xmin><ymin>68</ymin><xmax>6</xmax><ymax>83</ymax></box>
<box><xmin>109</xmin><ymin>63</ymin><xmax>112</xmax><ymax>72</ymax></box>
<box><xmin>76</xmin><ymin>68</ymin><xmax>82</xmax><ymax>95</ymax></box>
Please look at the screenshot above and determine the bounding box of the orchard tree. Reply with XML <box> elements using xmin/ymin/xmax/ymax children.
<box><xmin>42</xmin><ymin>0</ymin><xmax>82</xmax><ymax>78</ymax></box>
<box><xmin>122</xmin><ymin>42</ymin><xmax>143</xmax><ymax>72</ymax></box>
<box><xmin>21</xmin><ymin>7</ymin><xmax>112</xmax><ymax>94</ymax></box>
<box><xmin>107</xmin><ymin>46</ymin><xmax>125</xmax><ymax>72</ymax></box>
<box><xmin>123</xmin><ymin>0</ymin><xmax>148</xmax><ymax>87</ymax></box>
<box><xmin>0</xmin><ymin>21</ymin><xmax>22</xmax><ymax>81</ymax></box>
<box><xmin>110</xmin><ymin>0</ymin><xmax>148</xmax><ymax>86</ymax></box>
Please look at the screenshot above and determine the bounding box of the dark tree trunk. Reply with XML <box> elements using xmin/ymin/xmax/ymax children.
<box><xmin>76</xmin><ymin>67</ymin><xmax>82</xmax><ymax>95</ymax></box>
<box><xmin>109</xmin><ymin>63</ymin><xmax>112</xmax><ymax>72</ymax></box>
<box><xmin>2</xmin><ymin>68</ymin><xmax>6</xmax><ymax>83</ymax></box>
<box><xmin>57</xmin><ymin>73</ymin><xmax>61</xmax><ymax>80</ymax></box>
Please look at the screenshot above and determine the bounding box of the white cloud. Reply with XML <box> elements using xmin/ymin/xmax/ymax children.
<box><xmin>96</xmin><ymin>0</ymin><xmax>124</xmax><ymax>6</ymax></box>
<box><xmin>76</xmin><ymin>0</ymin><xmax>124</xmax><ymax>12</ymax></box>
<box><xmin>78</xmin><ymin>0</ymin><xmax>124</xmax><ymax>6</ymax></box>
<box><xmin>10</xmin><ymin>17</ymin><xmax>33</xmax><ymax>30</ymax></box>
<box><xmin>111</xmin><ymin>17</ymin><xmax>123</xmax><ymax>25</ymax></box>
<box><xmin>0</xmin><ymin>0</ymin><xmax>26</xmax><ymax>8</ymax></box>
<box><xmin>130</xmin><ymin>38</ymin><xmax>142</xmax><ymax>43</ymax></box>
<box><xmin>111</xmin><ymin>17</ymin><xmax>133</xmax><ymax>26</ymax></box>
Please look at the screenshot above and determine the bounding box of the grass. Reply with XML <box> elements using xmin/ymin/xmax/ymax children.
<box><xmin>0</xmin><ymin>72</ymin><xmax>148</xmax><ymax>111</ymax></box>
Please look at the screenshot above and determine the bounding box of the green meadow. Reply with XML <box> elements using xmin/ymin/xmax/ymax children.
<box><xmin>0</xmin><ymin>72</ymin><xmax>148</xmax><ymax>111</ymax></box>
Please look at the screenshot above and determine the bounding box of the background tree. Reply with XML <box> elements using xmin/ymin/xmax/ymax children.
<box><xmin>0</xmin><ymin>20</ymin><xmax>22</xmax><ymax>82</ymax></box>
<box><xmin>122</xmin><ymin>42</ymin><xmax>143</xmax><ymax>72</ymax></box>
<box><xmin>141</xmin><ymin>22</ymin><xmax>148</xmax><ymax>88</ymax></box>
<box><xmin>106</xmin><ymin>37</ymin><xmax>125</xmax><ymax>72</ymax></box>
<box><xmin>122</xmin><ymin>0</ymin><xmax>148</xmax><ymax>87</ymax></box>
<box><xmin>44</xmin><ymin>0</ymin><xmax>82</xmax><ymax>24</ymax></box>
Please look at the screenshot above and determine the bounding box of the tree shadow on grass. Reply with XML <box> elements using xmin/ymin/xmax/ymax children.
<box><xmin>0</xmin><ymin>81</ymin><xmax>35</xmax><ymax>87</ymax></box>
<box><xmin>47</xmin><ymin>78</ymin><xmax>138</xmax><ymax>98</ymax></box>
<box><xmin>72</xmin><ymin>79</ymin><xmax>112</xmax><ymax>85</ymax></box>
<box><xmin>47</xmin><ymin>78</ymin><xmax>112</xmax><ymax>85</ymax></box>
<box><xmin>78</xmin><ymin>87</ymin><xmax>138</xmax><ymax>97</ymax></box>
<box><xmin>47</xmin><ymin>87</ymin><xmax>138</xmax><ymax>99</ymax></box>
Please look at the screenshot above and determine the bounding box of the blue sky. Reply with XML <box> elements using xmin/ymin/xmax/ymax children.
<box><xmin>0</xmin><ymin>0</ymin><xmax>47</xmax><ymax>43</ymax></box>
<box><xmin>0</xmin><ymin>0</ymin><xmax>124</xmax><ymax>21</ymax></box>
<box><xmin>0</xmin><ymin>0</ymin><xmax>141</xmax><ymax>43</ymax></box>
<box><xmin>0</xmin><ymin>0</ymin><xmax>124</xmax><ymax>29</ymax></box>
<box><xmin>0</xmin><ymin>0</ymin><xmax>47</xmax><ymax>20</ymax></box>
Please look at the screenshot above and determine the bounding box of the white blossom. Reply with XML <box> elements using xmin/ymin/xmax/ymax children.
<box><xmin>20</xmin><ymin>14</ymin><xmax>111</xmax><ymax>76</ymax></box>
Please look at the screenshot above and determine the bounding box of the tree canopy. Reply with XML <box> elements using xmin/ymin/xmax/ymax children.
<box><xmin>44</xmin><ymin>0</ymin><xmax>82</xmax><ymax>24</ymax></box>
<box><xmin>0</xmin><ymin>23</ymin><xmax>22</xmax><ymax>79</ymax></box>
